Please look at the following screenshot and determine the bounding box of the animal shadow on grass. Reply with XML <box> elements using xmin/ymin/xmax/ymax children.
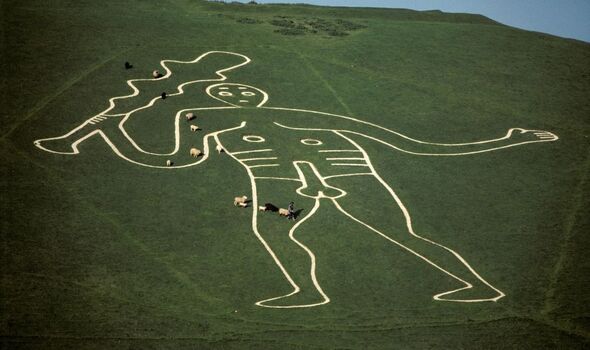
<box><xmin>292</xmin><ymin>209</ymin><xmax>304</xmax><ymax>219</ymax></box>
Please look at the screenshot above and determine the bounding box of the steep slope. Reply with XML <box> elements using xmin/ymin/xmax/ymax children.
<box><xmin>2</xmin><ymin>0</ymin><xmax>589</xmax><ymax>348</ymax></box>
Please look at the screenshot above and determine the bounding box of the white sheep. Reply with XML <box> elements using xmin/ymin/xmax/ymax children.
<box><xmin>190</xmin><ymin>148</ymin><xmax>202</xmax><ymax>157</ymax></box>
<box><xmin>238</xmin><ymin>202</ymin><xmax>248</xmax><ymax>208</ymax></box>
<box><xmin>234</xmin><ymin>196</ymin><xmax>248</xmax><ymax>206</ymax></box>
<box><xmin>152</xmin><ymin>70</ymin><xmax>161</xmax><ymax>78</ymax></box>
<box><xmin>166</xmin><ymin>160</ymin><xmax>172</xmax><ymax>166</ymax></box>
<box><xmin>258</xmin><ymin>206</ymin><xmax>267</xmax><ymax>211</ymax></box>
<box><xmin>186</xmin><ymin>112</ymin><xmax>195</xmax><ymax>121</ymax></box>
<box><xmin>216</xmin><ymin>145</ymin><xmax>225</xmax><ymax>154</ymax></box>
<box><xmin>278</xmin><ymin>208</ymin><xmax>289</xmax><ymax>217</ymax></box>
<box><xmin>190</xmin><ymin>125</ymin><xmax>200</xmax><ymax>132</ymax></box>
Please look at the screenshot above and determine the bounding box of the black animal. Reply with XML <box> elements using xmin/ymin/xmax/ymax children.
<box><xmin>263</xmin><ymin>203</ymin><xmax>279</xmax><ymax>212</ymax></box>
<box><xmin>124</xmin><ymin>62</ymin><xmax>133</xmax><ymax>69</ymax></box>
<box><xmin>161</xmin><ymin>92</ymin><xmax>167</xmax><ymax>99</ymax></box>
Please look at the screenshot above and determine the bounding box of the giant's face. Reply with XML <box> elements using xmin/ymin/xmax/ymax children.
<box><xmin>206</xmin><ymin>83</ymin><xmax>268</xmax><ymax>107</ymax></box>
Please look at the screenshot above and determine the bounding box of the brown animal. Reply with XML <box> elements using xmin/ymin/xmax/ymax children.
<box><xmin>234</xmin><ymin>196</ymin><xmax>248</xmax><ymax>206</ymax></box>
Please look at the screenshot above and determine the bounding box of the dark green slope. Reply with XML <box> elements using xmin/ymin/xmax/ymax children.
<box><xmin>2</xmin><ymin>0</ymin><xmax>589</xmax><ymax>349</ymax></box>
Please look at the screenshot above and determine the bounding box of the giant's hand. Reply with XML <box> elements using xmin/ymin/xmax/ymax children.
<box><xmin>506</xmin><ymin>128</ymin><xmax>559</xmax><ymax>143</ymax></box>
<box><xmin>34</xmin><ymin>115</ymin><xmax>122</xmax><ymax>155</ymax></box>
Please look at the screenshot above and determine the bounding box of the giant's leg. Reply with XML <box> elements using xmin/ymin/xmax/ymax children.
<box><xmin>251</xmin><ymin>177</ymin><xmax>331</xmax><ymax>308</ymax></box>
<box><xmin>328</xmin><ymin>174</ymin><xmax>505</xmax><ymax>302</ymax></box>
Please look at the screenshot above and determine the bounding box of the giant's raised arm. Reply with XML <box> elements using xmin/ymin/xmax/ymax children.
<box><xmin>34</xmin><ymin>51</ymin><xmax>253</xmax><ymax>167</ymax></box>
<box><xmin>101</xmin><ymin>51</ymin><xmax>251</xmax><ymax>117</ymax></box>
<box><xmin>34</xmin><ymin>110</ymin><xmax>244</xmax><ymax>168</ymax></box>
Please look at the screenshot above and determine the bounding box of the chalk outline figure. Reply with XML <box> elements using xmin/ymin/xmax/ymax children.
<box><xmin>34</xmin><ymin>51</ymin><xmax>559</xmax><ymax>308</ymax></box>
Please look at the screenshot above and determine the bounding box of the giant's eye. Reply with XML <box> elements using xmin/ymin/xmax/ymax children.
<box><xmin>218</xmin><ymin>91</ymin><xmax>233</xmax><ymax>97</ymax></box>
<box><xmin>241</xmin><ymin>91</ymin><xmax>256</xmax><ymax>97</ymax></box>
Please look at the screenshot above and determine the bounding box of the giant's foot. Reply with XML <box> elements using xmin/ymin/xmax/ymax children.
<box><xmin>255</xmin><ymin>289</ymin><xmax>330</xmax><ymax>308</ymax></box>
<box><xmin>433</xmin><ymin>282</ymin><xmax>504</xmax><ymax>303</ymax></box>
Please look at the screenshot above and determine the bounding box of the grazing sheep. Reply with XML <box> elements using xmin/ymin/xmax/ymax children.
<box><xmin>216</xmin><ymin>145</ymin><xmax>225</xmax><ymax>154</ymax></box>
<box><xmin>258</xmin><ymin>206</ymin><xmax>267</xmax><ymax>211</ymax></box>
<box><xmin>152</xmin><ymin>70</ymin><xmax>162</xmax><ymax>78</ymax></box>
<box><xmin>278</xmin><ymin>208</ymin><xmax>289</xmax><ymax>217</ymax></box>
<box><xmin>190</xmin><ymin>148</ymin><xmax>202</xmax><ymax>157</ymax></box>
<box><xmin>190</xmin><ymin>125</ymin><xmax>199</xmax><ymax>132</ymax></box>
<box><xmin>185</xmin><ymin>112</ymin><xmax>195</xmax><ymax>121</ymax></box>
<box><xmin>234</xmin><ymin>196</ymin><xmax>248</xmax><ymax>206</ymax></box>
<box><xmin>238</xmin><ymin>202</ymin><xmax>248</xmax><ymax>208</ymax></box>
<box><xmin>166</xmin><ymin>160</ymin><xmax>172</xmax><ymax>166</ymax></box>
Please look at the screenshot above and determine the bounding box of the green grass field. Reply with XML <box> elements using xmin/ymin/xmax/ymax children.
<box><xmin>2</xmin><ymin>0</ymin><xmax>590</xmax><ymax>348</ymax></box>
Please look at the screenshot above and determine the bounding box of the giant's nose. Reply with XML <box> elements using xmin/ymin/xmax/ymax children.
<box><xmin>293</xmin><ymin>161</ymin><xmax>346</xmax><ymax>199</ymax></box>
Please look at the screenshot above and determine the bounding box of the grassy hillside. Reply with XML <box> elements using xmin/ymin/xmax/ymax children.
<box><xmin>2</xmin><ymin>0</ymin><xmax>589</xmax><ymax>348</ymax></box>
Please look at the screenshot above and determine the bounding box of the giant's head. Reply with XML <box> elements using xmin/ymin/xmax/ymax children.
<box><xmin>206</xmin><ymin>83</ymin><xmax>268</xmax><ymax>107</ymax></box>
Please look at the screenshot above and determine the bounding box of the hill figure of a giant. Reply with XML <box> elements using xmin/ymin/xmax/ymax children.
<box><xmin>34</xmin><ymin>51</ymin><xmax>558</xmax><ymax>308</ymax></box>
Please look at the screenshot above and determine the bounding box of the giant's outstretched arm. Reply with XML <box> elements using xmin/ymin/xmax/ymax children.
<box><xmin>342</xmin><ymin>126</ymin><xmax>558</xmax><ymax>156</ymax></box>
<box><xmin>267</xmin><ymin>107</ymin><xmax>558</xmax><ymax>156</ymax></box>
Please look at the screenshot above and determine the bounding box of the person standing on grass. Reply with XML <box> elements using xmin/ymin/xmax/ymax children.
<box><xmin>287</xmin><ymin>201</ymin><xmax>295</xmax><ymax>220</ymax></box>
